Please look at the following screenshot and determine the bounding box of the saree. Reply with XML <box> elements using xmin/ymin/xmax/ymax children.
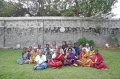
<box><xmin>48</xmin><ymin>53</ymin><xmax>64</xmax><ymax>68</ymax></box>
<box><xmin>88</xmin><ymin>50</ymin><xmax>95</xmax><ymax>59</ymax></box>
<box><xmin>17</xmin><ymin>52</ymin><xmax>29</xmax><ymax>64</ymax></box>
<box><xmin>77</xmin><ymin>52</ymin><xmax>92</xmax><ymax>67</ymax></box>
<box><xmin>64</xmin><ymin>53</ymin><xmax>78</xmax><ymax>66</ymax></box>
<box><xmin>90</xmin><ymin>53</ymin><xmax>107</xmax><ymax>70</ymax></box>
<box><xmin>29</xmin><ymin>51</ymin><xmax>39</xmax><ymax>64</ymax></box>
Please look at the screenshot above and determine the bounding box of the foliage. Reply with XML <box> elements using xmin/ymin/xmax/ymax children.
<box><xmin>0</xmin><ymin>49</ymin><xmax>120</xmax><ymax>79</ymax></box>
<box><xmin>0</xmin><ymin>0</ymin><xmax>117</xmax><ymax>17</ymax></box>
<box><xmin>78</xmin><ymin>0</ymin><xmax>117</xmax><ymax>17</ymax></box>
<box><xmin>110</xmin><ymin>33</ymin><xmax>120</xmax><ymax>43</ymax></box>
<box><xmin>61</xmin><ymin>7</ymin><xmax>75</xmax><ymax>16</ymax></box>
<box><xmin>88</xmin><ymin>40</ymin><xmax>94</xmax><ymax>47</ymax></box>
<box><xmin>0</xmin><ymin>0</ymin><xmax>4</xmax><ymax>9</ymax></box>
<box><xmin>0</xmin><ymin>1</ymin><xmax>26</xmax><ymax>17</ymax></box>
<box><xmin>110</xmin><ymin>34</ymin><xmax>118</xmax><ymax>40</ymax></box>
<box><xmin>94</xmin><ymin>25</ymin><xmax>102</xmax><ymax>34</ymax></box>
<box><xmin>0</xmin><ymin>2</ymin><xmax>15</xmax><ymax>17</ymax></box>
<box><xmin>76</xmin><ymin>37</ymin><xmax>94</xmax><ymax>46</ymax></box>
<box><xmin>49</xmin><ymin>9</ymin><xmax>61</xmax><ymax>16</ymax></box>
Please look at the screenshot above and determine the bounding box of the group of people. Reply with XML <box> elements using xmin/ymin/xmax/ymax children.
<box><xmin>17</xmin><ymin>41</ymin><xmax>107</xmax><ymax>70</ymax></box>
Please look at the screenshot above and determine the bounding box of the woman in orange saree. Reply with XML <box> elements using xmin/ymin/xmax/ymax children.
<box><xmin>77</xmin><ymin>48</ymin><xmax>92</xmax><ymax>67</ymax></box>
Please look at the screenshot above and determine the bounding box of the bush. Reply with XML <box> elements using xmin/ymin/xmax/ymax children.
<box><xmin>94</xmin><ymin>25</ymin><xmax>101</xmax><ymax>34</ymax></box>
<box><xmin>88</xmin><ymin>40</ymin><xmax>94</xmax><ymax>47</ymax></box>
<box><xmin>76</xmin><ymin>37</ymin><xmax>94</xmax><ymax>47</ymax></box>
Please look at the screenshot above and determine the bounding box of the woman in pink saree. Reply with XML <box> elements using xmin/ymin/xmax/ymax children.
<box><xmin>90</xmin><ymin>49</ymin><xmax>107</xmax><ymax>70</ymax></box>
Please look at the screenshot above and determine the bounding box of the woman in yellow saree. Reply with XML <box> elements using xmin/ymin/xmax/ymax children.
<box><xmin>29</xmin><ymin>47</ymin><xmax>39</xmax><ymax>64</ymax></box>
<box><xmin>77</xmin><ymin>48</ymin><xmax>92</xmax><ymax>67</ymax></box>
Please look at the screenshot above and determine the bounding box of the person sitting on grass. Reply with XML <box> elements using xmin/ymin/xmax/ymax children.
<box><xmin>59</xmin><ymin>46</ymin><xmax>64</xmax><ymax>55</ymax></box>
<box><xmin>29</xmin><ymin>47</ymin><xmax>39</xmax><ymax>64</ymax></box>
<box><xmin>73</xmin><ymin>43</ymin><xmax>79</xmax><ymax>56</ymax></box>
<box><xmin>27</xmin><ymin>46</ymin><xmax>34</xmax><ymax>59</ymax></box>
<box><xmin>61</xmin><ymin>41</ymin><xmax>68</xmax><ymax>55</ymax></box>
<box><xmin>77</xmin><ymin>48</ymin><xmax>92</xmax><ymax>67</ymax></box>
<box><xmin>37</xmin><ymin>45</ymin><xmax>43</xmax><ymax>52</ymax></box>
<box><xmin>65</xmin><ymin>43</ymin><xmax>76</xmax><ymax>55</ymax></box>
<box><xmin>90</xmin><ymin>49</ymin><xmax>107</xmax><ymax>70</ymax></box>
<box><xmin>17</xmin><ymin>47</ymin><xmax>29</xmax><ymax>65</ymax></box>
<box><xmin>64</xmin><ymin>48</ymin><xmax>78</xmax><ymax>66</ymax></box>
<box><xmin>48</xmin><ymin>48</ymin><xmax>64</xmax><ymax>69</ymax></box>
<box><xmin>44</xmin><ymin>44</ymin><xmax>51</xmax><ymax>53</ymax></box>
<box><xmin>45</xmin><ymin>49</ymin><xmax>52</xmax><ymax>63</ymax></box>
<box><xmin>34</xmin><ymin>51</ymin><xmax>47</xmax><ymax>70</ymax></box>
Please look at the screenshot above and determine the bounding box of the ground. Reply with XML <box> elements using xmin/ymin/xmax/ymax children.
<box><xmin>0</xmin><ymin>48</ymin><xmax>120</xmax><ymax>79</ymax></box>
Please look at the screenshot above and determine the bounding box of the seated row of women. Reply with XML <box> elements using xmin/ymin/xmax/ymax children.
<box><xmin>17</xmin><ymin>45</ymin><xmax>107</xmax><ymax>70</ymax></box>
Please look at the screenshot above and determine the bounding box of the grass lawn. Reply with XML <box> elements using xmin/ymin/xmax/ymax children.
<box><xmin>0</xmin><ymin>48</ymin><xmax>120</xmax><ymax>79</ymax></box>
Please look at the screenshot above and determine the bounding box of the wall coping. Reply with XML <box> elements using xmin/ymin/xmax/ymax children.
<box><xmin>0</xmin><ymin>17</ymin><xmax>120</xmax><ymax>21</ymax></box>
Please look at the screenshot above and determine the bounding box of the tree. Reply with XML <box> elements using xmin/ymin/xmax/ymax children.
<box><xmin>0</xmin><ymin>1</ymin><xmax>16</xmax><ymax>17</ymax></box>
<box><xmin>0</xmin><ymin>0</ymin><xmax>117</xmax><ymax>17</ymax></box>
<box><xmin>78</xmin><ymin>0</ymin><xmax>117</xmax><ymax>17</ymax></box>
<box><xmin>0</xmin><ymin>0</ymin><xmax>5</xmax><ymax>16</ymax></box>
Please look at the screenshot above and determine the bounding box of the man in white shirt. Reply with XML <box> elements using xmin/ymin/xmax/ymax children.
<box><xmin>34</xmin><ymin>51</ymin><xmax>47</xmax><ymax>70</ymax></box>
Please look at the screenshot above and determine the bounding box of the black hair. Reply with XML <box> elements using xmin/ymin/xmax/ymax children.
<box><xmin>95</xmin><ymin>49</ymin><xmax>98</xmax><ymax>52</ymax></box>
<box><xmin>46</xmin><ymin>44</ymin><xmax>49</xmax><ymax>46</ymax></box>
<box><xmin>23</xmin><ymin>47</ymin><xmax>27</xmax><ymax>50</ymax></box>
<box><xmin>68</xmin><ymin>48</ymin><xmax>72</xmax><ymax>51</ymax></box>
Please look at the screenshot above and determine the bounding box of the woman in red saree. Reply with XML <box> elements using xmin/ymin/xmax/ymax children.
<box><xmin>48</xmin><ymin>48</ymin><xmax>64</xmax><ymax>69</ymax></box>
<box><xmin>90</xmin><ymin>49</ymin><xmax>107</xmax><ymax>70</ymax></box>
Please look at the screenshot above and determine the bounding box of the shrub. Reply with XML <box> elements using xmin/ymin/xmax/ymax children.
<box><xmin>76</xmin><ymin>37</ymin><xmax>94</xmax><ymax>47</ymax></box>
<box><xmin>95</xmin><ymin>25</ymin><xmax>101</xmax><ymax>34</ymax></box>
<box><xmin>88</xmin><ymin>40</ymin><xmax>94</xmax><ymax>46</ymax></box>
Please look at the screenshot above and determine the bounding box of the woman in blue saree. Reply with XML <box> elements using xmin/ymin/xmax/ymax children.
<box><xmin>17</xmin><ymin>47</ymin><xmax>29</xmax><ymax>65</ymax></box>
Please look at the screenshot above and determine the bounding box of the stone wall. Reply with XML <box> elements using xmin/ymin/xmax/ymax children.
<box><xmin>0</xmin><ymin>17</ymin><xmax>120</xmax><ymax>48</ymax></box>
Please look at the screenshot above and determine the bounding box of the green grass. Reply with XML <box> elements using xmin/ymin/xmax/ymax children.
<box><xmin>0</xmin><ymin>48</ymin><xmax>120</xmax><ymax>79</ymax></box>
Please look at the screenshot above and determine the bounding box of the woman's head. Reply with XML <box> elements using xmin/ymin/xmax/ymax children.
<box><xmin>29</xmin><ymin>46</ymin><xmax>32</xmax><ymax>50</ymax></box>
<box><xmin>38</xmin><ymin>45</ymin><xmax>41</xmax><ymax>49</ymax></box>
<box><xmin>23</xmin><ymin>47</ymin><xmax>27</xmax><ymax>53</ymax></box>
<box><xmin>82</xmin><ymin>47</ymin><xmax>86</xmax><ymax>53</ymax></box>
<box><xmin>90</xmin><ymin>46</ymin><xmax>93</xmax><ymax>51</ymax></box>
<box><xmin>52</xmin><ymin>41</ymin><xmax>56</xmax><ymax>46</ymax></box>
<box><xmin>68</xmin><ymin>48</ymin><xmax>72</xmax><ymax>53</ymax></box>
<box><xmin>54</xmin><ymin>48</ymin><xmax>60</xmax><ymax>54</ymax></box>
<box><xmin>62</xmin><ymin>41</ymin><xmax>67</xmax><ymax>45</ymax></box>
<box><xmin>79</xmin><ymin>45</ymin><xmax>83</xmax><ymax>49</ymax></box>
<box><xmin>74</xmin><ymin>43</ymin><xmax>77</xmax><ymax>46</ymax></box>
<box><xmin>68</xmin><ymin>44</ymin><xmax>72</xmax><ymax>48</ymax></box>
<box><xmin>95</xmin><ymin>49</ymin><xmax>99</xmax><ymax>54</ymax></box>
<box><xmin>46</xmin><ymin>44</ymin><xmax>49</xmax><ymax>48</ymax></box>
<box><xmin>34</xmin><ymin>47</ymin><xmax>37</xmax><ymax>52</ymax></box>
